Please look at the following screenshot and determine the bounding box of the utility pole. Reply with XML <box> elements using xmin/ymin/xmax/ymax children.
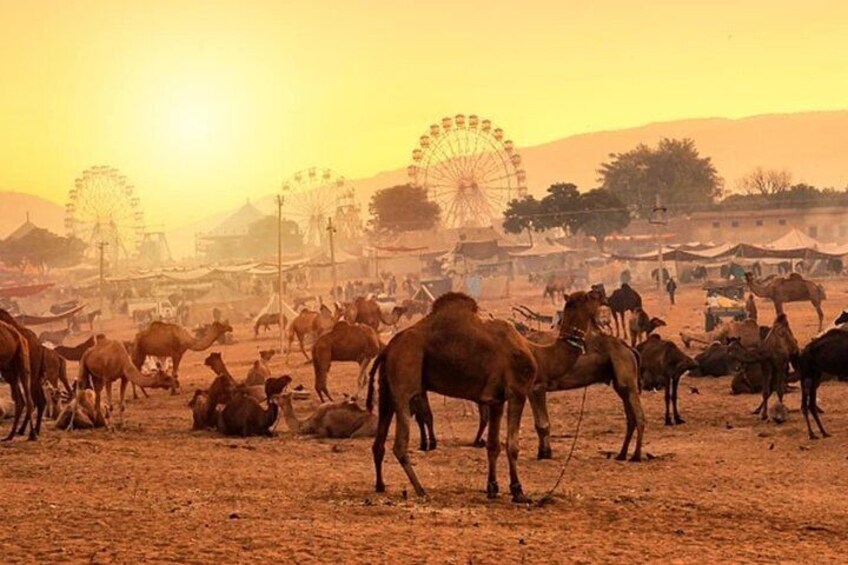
<box><xmin>327</xmin><ymin>217</ymin><xmax>338</xmax><ymax>302</ymax></box>
<box><xmin>650</xmin><ymin>194</ymin><xmax>668</xmax><ymax>315</ymax></box>
<box><xmin>97</xmin><ymin>241</ymin><xmax>109</xmax><ymax>331</ymax></box>
<box><xmin>276</xmin><ymin>194</ymin><xmax>285</xmax><ymax>354</ymax></box>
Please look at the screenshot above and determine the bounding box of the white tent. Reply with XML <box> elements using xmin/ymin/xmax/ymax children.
<box><xmin>766</xmin><ymin>228</ymin><xmax>822</xmax><ymax>250</ymax></box>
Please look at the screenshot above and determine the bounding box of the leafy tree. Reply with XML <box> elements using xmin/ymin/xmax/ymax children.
<box><xmin>537</xmin><ymin>183</ymin><xmax>583</xmax><ymax>233</ymax></box>
<box><xmin>719</xmin><ymin>182</ymin><xmax>848</xmax><ymax>210</ymax></box>
<box><xmin>598</xmin><ymin>138</ymin><xmax>722</xmax><ymax>214</ymax></box>
<box><xmin>0</xmin><ymin>228</ymin><xmax>86</xmax><ymax>273</ymax></box>
<box><xmin>246</xmin><ymin>216</ymin><xmax>303</xmax><ymax>256</ymax></box>
<box><xmin>369</xmin><ymin>184</ymin><xmax>440</xmax><ymax>232</ymax></box>
<box><xmin>571</xmin><ymin>188</ymin><xmax>630</xmax><ymax>251</ymax></box>
<box><xmin>502</xmin><ymin>195</ymin><xmax>544</xmax><ymax>244</ymax></box>
<box><xmin>737</xmin><ymin>167</ymin><xmax>792</xmax><ymax>196</ymax></box>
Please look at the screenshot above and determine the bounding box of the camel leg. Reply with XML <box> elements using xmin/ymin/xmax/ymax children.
<box><xmin>393</xmin><ymin>401</ymin><xmax>426</xmax><ymax>498</ymax></box>
<box><xmin>672</xmin><ymin>375</ymin><xmax>685</xmax><ymax>425</ymax></box>
<box><xmin>506</xmin><ymin>396</ymin><xmax>531</xmax><ymax>504</ymax></box>
<box><xmin>314</xmin><ymin>360</ymin><xmax>332</xmax><ymax>403</ymax></box>
<box><xmin>472</xmin><ymin>404</ymin><xmax>489</xmax><ymax>448</ymax></box>
<box><xmin>299</xmin><ymin>334</ymin><xmax>311</xmax><ymax>363</ymax></box>
<box><xmin>809</xmin><ymin>380</ymin><xmax>829</xmax><ymax>438</ymax></box>
<box><xmin>663</xmin><ymin>377</ymin><xmax>673</xmax><ymax>426</ymax></box>
<box><xmin>119</xmin><ymin>378</ymin><xmax>128</xmax><ymax>417</ymax></box>
<box><xmin>485</xmin><ymin>402</ymin><xmax>504</xmax><ymax>499</ymax></box>
<box><xmin>528</xmin><ymin>389</ymin><xmax>552</xmax><ymax>459</ymax></box>
<box><xmin>759</xmin><ymin>367</ymin><xmax>772</xmax><ymax>422</ymax></box>
<box><xmin>814</xmin><ymin>301</ymin><xmax>824</xmax><ymax>332</ymax></box>
<box><xmin>356</xmin><ymin>360</ymin><xmax>370</xmax><ymax>397</ymax></box>
<box><xmin>17</xmin><ymin>378</ymin><xmax>45</xmax><ymax>437</ymax></box>
<box><xmin>801</xmin><ymin>377</ymin><xmax>818</xmax><ymax>440</ymax></box>
<box><xmin>372</xmin><ymin>381</ymin><xmax>395</xmax><ymax>493</ymax></box>
<box><xmin>171</xmin><ymin>353</ymin><xmax>183</xmax><ymax>395</ymax></box>
<box><xmin>412</xmin><ymin>393</ymin><xmax>436</xmax><ymax>451</ymax></box>
<box><xmin>3</xmin><ymin>379</ymin><xmax>24</xmax><ymax>441</ymax></box>
<box><xmin>614</xmin><ymin>384</ymin><xmax>644</xmax><ymax>462</ymax></box>
<box><xmin>93</xmin><ymin>378</ymin><xmax>106</xmax><ymax>428</ymax></box>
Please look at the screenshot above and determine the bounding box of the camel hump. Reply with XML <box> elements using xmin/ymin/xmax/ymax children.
<box><xmin>431</xmin><ymin>292</ymin><xmax>478</xmax><ymax>314</ymax></box>
<box><xmin>787</xmin><ymin>273</ymin><xmax>803</xmax><ymax>281</ymax></box>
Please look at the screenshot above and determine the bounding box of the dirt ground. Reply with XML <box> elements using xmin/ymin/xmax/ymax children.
<box><xmin>3</xmin><ymin>280</ymin><xmax>848</xmax><ymax>564</ymax></box>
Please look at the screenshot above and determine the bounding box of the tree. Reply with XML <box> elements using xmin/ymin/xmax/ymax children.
<box><xmin>502</xmin><ymin>195</ymin><xmax>544</xmax><ymax>244</ymax></box>
<box><xmin>0</xmin><ymin>228</ymin><xmax>86</xmax><ymax>273</ymax></box>
<box><xmin>737</xmin><ymin>167</ymin><xmax>792</xmax><ymax>196</ymax></box>
<box><xmin>598</xmin><ymin>138</ymin><xmax>722</xmax><ymax>214</ymax></box>
<box><xmin>246</xmin><ymin>216</ymin><xmax>303</xmax><ymax>257</ymax></box>
<box><xmin>537</xmin><ymin>183</ymin><xmax>583</xmax><ymax>234</ymax></box>
<box><xmin>369</xmin><ymin>184</ymin><xmax>440</xmax><ymax>232</ymax></box>
<box><xmin>571</xmin><ymin>188</ymin><xmax>630</xmax><ymax>251</ymax></box>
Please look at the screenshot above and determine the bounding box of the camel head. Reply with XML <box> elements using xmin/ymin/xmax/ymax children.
<box><xmin>835</xmin><ymin>309</ymin><xmax>848</xmax><ymax>326</ymax></box>
<box><xmin>209</xmin><ymin>320</ymin><xmax>233</xmax><ymax>336</ymax></box>
<box><xmin>259</xmin><ymin>349</ymin><xmax>276</xmax><ymax>362</ymax></box>
<box><xmin>648</xmin><ymin>317</ymin><xmax>667</xmax><ymax>331</ymax></box>
<box><xmin>560</xmin><ymin>290</ymin><xmax>605</xmax><ymax>338</ymax></box>
<box><xmin>264</xmin><ymin>375</ymin><xmax>293</xmax><ymax>399</ymax></box>
<box><xmin>204</xmin><ymin>352</ymin><xmax>227</xmax><ymax>375</ymax></box>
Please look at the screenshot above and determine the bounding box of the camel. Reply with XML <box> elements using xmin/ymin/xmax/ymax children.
<box><xmin>42</xmin><ymin>348</ymin><xmax>72</xmax><ymax>396</ymax></box>
<box><xmin>312</xmin><ymin>321</ymin><xmax>381</xmax><ymax>402</ymax></box>
<box><xmin>286</xmin><ymin>304</ymin><xmax>343</xmax><ymax>363</ymax></box>
<box><xmin>471</xmin><ymin>291</ymin><xmax>645</xmax><ymax>462</ymax></box>
<box><xmin>54</xmin><ymin>336</ymin><xmax>96</xmax><ymax>362</ymax></box>
<box><xmin>636</xmin><ymin>335</ymin><xmax>697</xmax><ymax>425</ymax></box>
<box><xmin>279</xmin><ymin>392</ymin><xmax>376</xmax><ymax>438</ymax></box>
<box><xmin>38</xmin><ymin>327</ymin><xmax>70</xmax><ymax>345</ymax></box>
<box><xmin>745</xmin><ymin>272</ymin><xmax>826</xmax><ymax>330</ymax></box>
<box><xmin>628</xmin><ymin>307</ymin><xmax>666</xmax><ymax>347</ymax></box>
<box><xmin>254</xmin><ymin>313</ymin><xmax>285</xmax><ymax>338</ymax></box>
<box><xmin>797</xmin><ymin>329</ymin><xmax>848</xmax><ymax>439</ymax></box>
<box><xmin>0</xmin><ymin>319</ymin><xmax>34</xmax><ymax>440</ymax></box>
<box><xmin>43</xmin><ymin>382</ymin><xmax>63</xmax><ymax>420</ymax></box>
<box><xmin>680</xmin><ymin>318</ymin><xmax>762</xmax><ymax>349</ymax></box>
<box><xmin>245</xmin><ymin>349</ymin><xmax>276</xmax><ymax>386</ymax></box>
<box><xmin>188</xmin><ymin>390</ymin><xmax>211</xmax><ymax>430</ymax></box>
<box><xmin>343</xmin><ymin>297</ymin><xmax>407</xmax><ymax>332</ymax></box>
<box><xmin>216</xmin><ymin>389</ymin><xmax>281</xmax><ymax>437</ymax></box>
<box><xmin>132</xmin><ymin>320</ymin><xmax>233</xmax><ymax>393</ymax></box>
<box><xmin>79</xmin><ymin>338</ymin><xmax>176</xmax><ymax>427</ymax></box>
<box><xmin>0</xmin><ymin>309</ymin><xmax>46</xmax><ymax>440</ymax></box>
<box><xmin>197</xmin><ymin>352</ymin><xmax>272</xmax><ymax>430</ymax></box>
<box><xmin>608</xmin><ymin>283</ymin><xmax>642</xmax><ymax>337</ymax></box>
<box><xmin>753</xmin><ymin>314</ymin><xmax>799</xmax><ymax>421</ymax></box>
<box><xmin>367</xmin><ymin>293</ymin><xmax>541</xmax><ymax>503</ymax></box>
<box><xmin>55</xmin><ymin>386</ymin><xmax>110</xmax><ymax>431</ymax></box>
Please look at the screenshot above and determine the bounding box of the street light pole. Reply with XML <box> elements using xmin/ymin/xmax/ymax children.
<box><xmin>97</xmin><ymin>240</ymin><xmax>109</xmax><ymax>331</ymax></box>
<box><xmin>276</xmin><ymin>194</ymin><xmax>285</xmax><ymax>354</ymax></box>
<box><xmin>650</xmin><ymin>194</ymin><xmax>668</xmax><ymax>315</ymax></box>
<box><xmin>327</xmin><ymin>218</ymin><xmax>338</xmax><ymax>302</ymax></box>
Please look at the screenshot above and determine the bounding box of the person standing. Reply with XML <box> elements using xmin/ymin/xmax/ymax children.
<box><xmin>666</xmin><ymin>277</ymin><xmax>677</xmax><ymax>306</ymax></box>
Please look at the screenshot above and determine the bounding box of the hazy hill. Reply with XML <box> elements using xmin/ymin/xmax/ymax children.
<box><xmin>0</xmin><ymin>191</ymin><xmax>65</xmax><ymax>238</ymax></box>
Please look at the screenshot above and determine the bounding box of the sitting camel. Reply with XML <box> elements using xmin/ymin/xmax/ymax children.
<box><xmin>680</xmin><ymin>318</ymin><xmax>763</xmax><ymax>349</ymax></box>
<box><xmin>197</xmin><ymin>352</ymin><xmax>274</xmax><ymax>430</ymax></box>
<box><xmin>286</xmin><ymin>304</ymin><xmax>343</xmax><ymax>363</ymax></box>
<box><xmin>55</xmin><ymin>386</ymin><xmax>110</xmax><ymax>431</ymax></box>
<box><xmin>132</xmin><ymin>320</ymin><xmax>233</xmax><ymax>394</ymax></box>
<box><xmin>245</xmin><ymin>349</ymin><xmax>276</xmax><ymax>386</ymax></box>
<box><xmin>216</xmin><ymin>389</ymin><xmax>281</xmax><ymax>437</ymax></box>
<box><xmin>79</xmin><ymin>338</ymin><xmax>175</xmax><ymax>427</ymax></box>
<box><xmin>279</xmin><ymin>392</ymin><xmax>376</xmax><ymax>438</ymax></box>
<box><xmin>628</xmin><ymin>307</ymin><xmax>666</xmax><ymax>347</ymax></box>
<box><xmin>312</xmin><ymin>321</ymin><xmax>381</xmax><ymax>402</ymax></box>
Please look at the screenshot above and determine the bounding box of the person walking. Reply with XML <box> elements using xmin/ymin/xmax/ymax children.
<box><xmin>666</xmin><ymin>277</ymin><xmax>677</xmax><ymax>306</ymax></box>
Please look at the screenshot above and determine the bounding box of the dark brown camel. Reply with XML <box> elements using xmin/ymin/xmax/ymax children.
<box><xmin>1</xmin><ymin>309</ymin><xmax>45</xmax><ymax>440</ymax></box>
<box><xmin>217</xmin><ymin>389</ymin><xmax>281</xmax><ymax>437</ymax></box>
<box><xmin>367</xmin><ymin>292</ymin><xmax>537</xmax><ymax>503</ymax></box>
<box><xmin>54</xmin><ymin>336</ymin><xmax>96</xmax><ymax>361</ymax></box>
<box><xmin>636</xmin><ymin>335</ymin><xmax>697</xmax><ymax>425</ymax></box>
<box><xmin>797</xmin><ymin>329</ymin><xmax>848</xmax><ymax>439</ymax></box>
<box><xmin>608</xmin><ymin>283</ymin><xmax>642</xmax><ymax>337</ymax></box>
<box><xmin>254</xmin><ymin>313</ymin><xmax>286</xmax><ymax>338</ymax></box>
<box><xmin>312</xmin><ymin>321</ymin><xmax>381</xmax><ymax>402</ymax></box>
<box><xmin>201</xmin><ymin>352</ymin><xmax>239</xmax><ymax>429</ymax></box>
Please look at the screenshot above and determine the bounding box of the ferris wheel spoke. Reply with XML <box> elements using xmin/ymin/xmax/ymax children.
<box><xmin>427</xmin><ymin>139</ymin><xmax>466</xmax><ymax>179</ymax></box>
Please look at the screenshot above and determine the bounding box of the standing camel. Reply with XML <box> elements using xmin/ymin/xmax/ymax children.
<box><xmin>797</xmin><ymin>329</ymin><xmax>848</xmax><ymax>439</ymax></box>
<box><xmin>469</xmin><ymin>291</ymin><xmax>645</xmax><ymax>461</ymax></box>
<box><xmin>132</xmin><ymin>320</ymin><xmax>233</xmax><ymax>393</ymax></box>
<box><xmin>343</xmin><ymin>297</ymin><xmax>407</xmax><ymax>332</ymax></box>
<box><xmin>0</xmin><ymin>320</ymin><xmax>34</xmax><ymax>441</ymax></box>
<box><xmin>312</xmin><ymin>321</ymin><xmax>381</xmax><ymax>402</ymax></box>
<box><xmin>367</xmin><ymin>292</ymin><xmax>538</xmax><ymax>503</ymax></box>
<box><xmin>745</xmin><ymin>272</ymin><xmax>826</xmax><ymax>330</ymax></box>
<box><xmin>286</xmin><ymin>304</ymin><xmax>342</xmax><ymax>363</ymax></box>
<box><xmin>1</xmin><ymin>309</ymin><xmax>47</xmax><ymax>439</ymax></box>
<box><xmin>79</xmin><ymin>338</ymin><xmax>176</xmax><ymax>427</ymax></box>
<box><xmin>607</xmin><ymin>283</ymin><xmax>642</xmax><ymax>337</ymax></box>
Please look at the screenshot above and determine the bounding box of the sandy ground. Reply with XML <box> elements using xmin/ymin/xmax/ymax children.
<box><xmin>3</xmin><ymin>280</ymin><xmax>848</xmax><ymax>564</ymax></box>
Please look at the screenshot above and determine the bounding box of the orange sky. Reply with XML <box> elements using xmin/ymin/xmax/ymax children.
<box><xmin>1</xmin><ymin>0</ymin><xmax>847</xmax><ymax>228</ymax></box>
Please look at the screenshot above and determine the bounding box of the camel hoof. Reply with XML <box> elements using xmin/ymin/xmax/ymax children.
<box><xmin>822</xmin><ymin>432</ymin><xmax>832</xmax><ymax>438</ymax></box>
<box><xmin>375</xmin><ymin>483</ymin><xmax>386</xmax><ymax>493</ymax></box>
<box><xmin>428</xmin><ymin>440</ymin><xmax>437</xmax><ymax>451</ymax></box>
<box><xmin>418</xmin><ymin>443</ymin><xmax>429</xmax><ymax>452</ymax></box>
<box><xmin>664</xmin><ymin>419</ymin><xmax>673</xmax><ymax>426</ymax></box>
<box><xmin>472</xmin><ymin>439</ymin><xmax>486</xmax><ymax>448</ymax></box>
<box><xmin>629</xmin><ymin>454</ymin><xmax>642</xmax><ymax>463</ymax></box>
<box><xmin>537</xmin><ymin>448</ymin><xmax>553</xmax><ymax>460</ymax></box>
<box><xmin>808</xmin><ymin>434</ymin><xmax>819</xmax><ymax>441</ymax></box>
<box><xmin>510</xmin><ymin>485</ymin><xmax>532</xmax><ymax>505</ymax></box>
<box><xmin>486</xmin><ymin>481</ymin><xmax>500</xmax><ymax>499</ymax></box>
<box><xmin>614</xmin><ymin>452</ymin><xmax>627</xmax><ymax>461</ymax></box>
<box><xmin>675</xmin><ymin>418</ymin><xmax>686</xmax><ymax>425</ymax></box>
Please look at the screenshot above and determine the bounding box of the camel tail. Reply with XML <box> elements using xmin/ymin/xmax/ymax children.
<box><xmin>366</xmin><ymin>351</ymin><xmax>384</xmax><ymax>413</ymax></box>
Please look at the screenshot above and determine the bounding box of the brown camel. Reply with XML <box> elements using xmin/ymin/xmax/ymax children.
<box><xmin>471</xmin><ymin>291</ymin><xmax>645</xmax><ymax>462</ymax></box>
<box><xmin>216</xmin><ymin>389</ymin><xmax>281</xmax><ymax>437</ymax></box>
<box><xmin>628</xmin><ymin>307</ymin><xmax>666</xmax><ymax>347</ymax></box>
<box><xmin>680</xmin><ymin>318</ymin><xmax>762</xmax><ymax>349</ymax></box>
<box><xmin>1</xmin><ymin>309</ymin><xmax>47</xmax><ymax>440</ymax></box>
<box><xmin>54</xmin><ymin>335</ymin><xmax>96</xmax><ymax>361</ymax></box>
<box><xmin>637</xmin><ymin>335</ymin><xmax>697</xmax><ymax>425</ymax></box>
<box><xmin>279</xmin><ymin>392</ymin><xmax>376</xmax><ymax>438</ymax></box>
<box><xmin>367</xmin><ymin>292</ymin><xmax>538</xmax><ymax>503</ymax></box>
<box><xmin>745</xmin><ymin>272</ymin><xmax>826</xmax><ymax>330</ymax></box>
<box><xmin>200</xmin><ymin>352</ymin><xmax>239</xmax><ymax>428</ymax></box>
<box><xmin>343</xmin><ymin>297</ymin><xmax>407</xmax><ymax>332</ymax></box>
<box><xmin>0</xmin><ymin>320</ymin><xmax>34</xmax><ymax>441</ymax></box>
<box><xmin>55</xmin><ymin>387</ymin><xmax>109</xmax><ymax>431</ymax></box>
<box><xmin>312</xmin><ymin>321</ymin><xmax>381</xmax><ymax>402</ymax></box>
<box><xmin>188</xmin><ymin>390</ymin><xmax>211</xmax><ymax>430</ymax></box>
<box><xmin>132</xmin><ymin>320</ymin><xmax>233</xmax><ymax>393</ymax></box>
<box><xmin>286</xmin><ymin>304</ymin><xmax>343</xmax><ymax>363</ymax></box>
<box><xmin>79</xmin><ymin>338</ymin><xmax>176</xmax><ymax>427</ymax></box>
<box><xmin>43</xmin><ymin>348</ymin><xmax>72</xmax><ymax>396</ymax></box>
<box><xmin>245</xmin><ymin>349</ymin><xmax>276</xmax><ymax>386</ymax></box>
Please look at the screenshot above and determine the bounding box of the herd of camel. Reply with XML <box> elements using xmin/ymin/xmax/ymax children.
<box><xmin>1</xmin><ymin>271</ymin><xmax>848</xmax><ymax>503</ymax></box>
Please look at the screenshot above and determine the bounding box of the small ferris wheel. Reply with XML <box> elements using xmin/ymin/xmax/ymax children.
<box><xmin>408</xmin><ymin>114</ymin><xmax>527</xmax><ymax>228</ymax></box>
<box><xmin>281</xmin><ymin>168</ymin><xmax>350</xmax><ymax>249</ymax></box>
<box><xmin>64</xmin><ymin>166</ymin><xmax>145</xmax><ymax>262</ymax></box>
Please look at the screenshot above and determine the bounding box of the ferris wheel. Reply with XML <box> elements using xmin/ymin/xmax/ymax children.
<box><xmin>281</xmin><ymin>168</ymin><xmax>351</xmax><ymax>249</ymax></box>
<box><xmin>64</xmin><ymin>166</ymin><xmax>145</xmax><ymax>262</ymax></box>
<box><xmin>408</xmin><ymin>114</ymin><xmax>527</xmax><ymax>228</ymax></box>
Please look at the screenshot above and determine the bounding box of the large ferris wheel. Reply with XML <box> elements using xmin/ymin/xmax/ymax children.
<box><xmin>408</xmin><ymin>114</ymin><xmax>527</xmax><ymax>228</ymax></box>
<box><xmin>281</xmin><ymin>167</ymin><xmax>359</xmax><ymax>249</ymax></box>
<box><xmin>64</xmin><ymin>166</ymin><xmax>145</xmax><ymax>262</ymax></box>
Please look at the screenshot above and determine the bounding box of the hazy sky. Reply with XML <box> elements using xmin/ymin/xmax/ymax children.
<box><xmin>2</xmin><ymin>0</ymin><xmax>846</xmax><ymax>228</ymax></box>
